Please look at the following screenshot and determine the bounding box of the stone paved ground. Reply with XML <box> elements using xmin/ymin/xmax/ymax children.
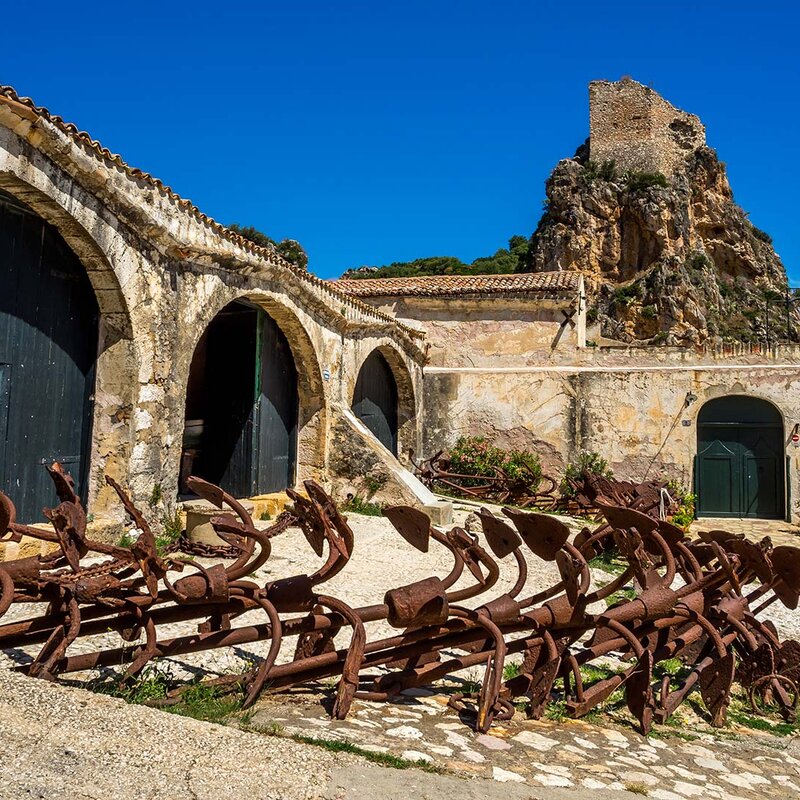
<box><xmin>246</xmin><ymin>680</ymin><xmax>800</xmax><ymax>800</ymax></box>
<box><xmin>690</xmin><ymin>517</ymin><xmax>800</xmax><ymax>547</ymax></box>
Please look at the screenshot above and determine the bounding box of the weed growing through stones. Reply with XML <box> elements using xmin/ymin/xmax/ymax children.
<box><xmin>340</xmin><ymin>496</ymin><xmax>383</xmax><ymax>516</ymax></box>
<box><xmin>604</xmin><ymin>586</ymin><xmax>637</xmax><ymax>607</ymax></box>
<box><xmin>588</xmin><ymin>547</ymin><xmax>627</xmax><ymax>576</ymax></box>
<box><xmin>156</xmin><ymin>510</ymin><xmax>183</xmax><ymax>554</ymax></box>
<box><xmin>503</xmin><ymin>661</ymin><xmax>521</xmax><ymax>681</ymax></box>
<box><xmin>89</xmin><ymin>665</ymin><xmax>244</xmax><ymax>724</ymax></box>
<box><xmin>286</xmin><ymin>734</ymin><xmax>446</xmax><ymax>774</ymax></box>
<box><xmin>117</xmin><ymin>530</ymin><xmax>137</xmax><ymax>548</ymax></box>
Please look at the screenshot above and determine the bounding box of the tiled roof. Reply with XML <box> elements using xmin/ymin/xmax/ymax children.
<box><xmin>0</xmin><ymin>85</ymin><xmax>423</xmax><ymax>340</ymax></box>
<box><xmin>335</xmin><ymin>271</ymin><xmax>581</xmax><ymax>298</ymax></box>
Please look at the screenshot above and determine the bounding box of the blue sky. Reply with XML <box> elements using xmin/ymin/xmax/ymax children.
<box><xmin>2</xmin><ymin>1</ymin><xmax>798</xmax><ymax>282</ymax></box>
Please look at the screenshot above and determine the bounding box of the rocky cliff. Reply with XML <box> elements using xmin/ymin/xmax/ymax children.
<box><xmin>529</xmin><ymin>80</ymin><xmax>794</xmax><ymax>346</ymax></box>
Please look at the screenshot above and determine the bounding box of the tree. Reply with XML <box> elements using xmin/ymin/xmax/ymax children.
<box><xmin>228</xmin><ymin>223</ymin><xmax>308</xmax><ymax>270</ymax></box>
<box><xmin>340</xmin><ymin>236</ymin><xmax>531</xmax><ymax>279</ymax></box>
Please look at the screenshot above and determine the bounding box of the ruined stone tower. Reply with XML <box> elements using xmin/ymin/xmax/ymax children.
<box><xmin>588</xmin><ymin>77</ymin><xmax>705</xmax><ymax>177</ymax></box>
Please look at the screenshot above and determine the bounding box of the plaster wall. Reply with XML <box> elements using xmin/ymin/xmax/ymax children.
<box><xmin>365</xmin><ymin>296</ymin><xmax>585</xmax><ymax>367</ymax></box>
<box><xmin>422</xmin><ymin>355</ymin><xmax>800</xmax><ymax>523</ymax></box>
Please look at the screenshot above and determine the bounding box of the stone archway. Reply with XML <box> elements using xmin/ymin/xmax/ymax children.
<box><xmin>179</xmin><ymin>290</ymin><xmax>327</xmax><ymax>497</ymax></box>
<box><xmin>0</xmin><ymin>185</ymin><xmax>135</xmax><ymax>520</ymax></box>
<box><xmin>352</xmin><ymin>344</ymin><xmax>417</xmax><ymax>461</ymax></box>
<box><xmin>696</xmin><ymin>395</ymin><xmax>785</xmax><ymax>520</ymax></box>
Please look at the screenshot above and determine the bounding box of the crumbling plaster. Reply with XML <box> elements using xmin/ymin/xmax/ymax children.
<box><xmin>366</xmin><ymin>296</ymin><xmax>585</xmax><ymax>367</ymax></box>
<box><xmin>422</xmin><ymin>352</ymin><xmax>800</xmax><ymax>523</ymax></box>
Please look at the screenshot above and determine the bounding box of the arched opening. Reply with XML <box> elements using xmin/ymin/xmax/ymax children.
<box><xmin>352</xmin><ymin>350</ymin><xmax>399</xmax><ymax>456</ymax></box>
<box><xmin>696</xmin><ymin>395</ymin><xmax>785</xmax><ymax>519</ymax></box>
<box><xmin>180</xmin><ymin>300</ymin><xmax>298</xmax><ymax>498</ymax></box>
<box><xmin>0</xmin><ymin>189</ymin><xmax>99</xmax><ymax>521</ymax></box>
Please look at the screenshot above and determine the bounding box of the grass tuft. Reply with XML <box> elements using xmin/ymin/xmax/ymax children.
<box><xmin>288</xmin><ymin>733</ymin><xmax>445</xmax><ymax>773</ymax></box>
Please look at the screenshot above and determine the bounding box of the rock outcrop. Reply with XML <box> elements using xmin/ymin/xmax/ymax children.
<box><xmin>528</xmin><ymin>78</ymin><xmax>793</xmax><ymax>345</ymax></box>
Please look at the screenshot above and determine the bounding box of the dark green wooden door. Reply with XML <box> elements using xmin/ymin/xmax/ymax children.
<box><xmin>255</xmin><ymin>313</ymin><xmax>298</xmax><ymax>493</ymax></box>
<box><xmin>198</xmin><ymin>303</ymin><xmax>259</xmax><ymax>497</ymax></box>
<box><xmin>0</xmin><ymin>191</ymin><xmax>98</xmax><ymax>522</ymax></box>
<box><xmin>352</xmin><ymin>350</ymin><xmax>398</xmax><ymax>456</ymax></box>
<box><xmin>697</xmin><ymin>396</ymin><xmax>784</xmax><ymax>519</ymax></box>
<box><xmin>183</xmin><ymin>301</ymin><xmax>298</xmax><ymax>497</ymax></box>
<box><xmin>0</xmin><ymin>365</ymin><xmax>9</xmax><ymax>492</ymax></box>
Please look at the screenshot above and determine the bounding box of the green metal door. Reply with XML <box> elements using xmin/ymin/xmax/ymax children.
<box><xmin>182</xmin><ymin>301</ymin><xmax>298</xmax><ymax>498</ymax></box>
<box><xmin>697</xmin><ymin>396</ymin><xmax>784</xmax><ymax>519</ymax></box>
<box><xmin>254</xmin><ymin>312</ymin><xmax>298</xmax><ymax>493</ymax></box>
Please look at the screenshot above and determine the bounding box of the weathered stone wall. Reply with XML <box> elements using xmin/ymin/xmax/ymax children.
<box><xmin>589</xmin><ymin>78</ymin><xmax>705</xmax><ymax>177</ymax></box>
<box><xmin>364</xmin><ymin>294</ymin><xmax>586</xmax><ymax>367</ymax></box>
<box><xmin>422</xmin><ymin>346</ymin><xmax>800</xmax><ymax>523</ymax></box>
<box><xmin>0</xmin><ymin>100</ymin><xmax>426</xmax><ymax>528</ymax></box>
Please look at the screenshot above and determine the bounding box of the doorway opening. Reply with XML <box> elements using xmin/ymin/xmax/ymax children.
<box><xmin>696</xmin><ymin>395</ymin><xmax>785</xmax><ymax>519</ymax></box>
<box><xmin>0</xmin><ymin>190</ymin><xmax>98</xmax><ymax>521</ymax></box>
<box><xmin>181</xmin><ymin>300</ymin><xmax>298</xmax><ymax>498</ymax></box>
<box><xmin>352</xmin><ymin>350</ymin><xmax>398</xmax><ymax>456</ymax></box>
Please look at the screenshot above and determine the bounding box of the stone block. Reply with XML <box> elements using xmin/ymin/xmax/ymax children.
<box><xmin>250</xmin><ymin>491</ymin><xmax>307</xmax><ymax>521</ymax></box>
<box><xmin>423</xmin><ymin>501</ymin><xmax>453</xmax><ymax>527</ymax></box>
<box><xmin>182</xmin><ymin>498</ymin><xmax>255</xmax><ymax>546</ymax></box>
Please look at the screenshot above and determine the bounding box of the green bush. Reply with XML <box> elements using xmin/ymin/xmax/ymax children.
<box><xmin>447</xmin><ymin>436</ymin><xmax>542</xmax><ymax>488</ymax></box>
<box><xmin>612</xmin><ymin>282</ymin><xmax>642</xmax><ymax>308</ymax></box>
<box><xmin>624</xmin><ymin>171</ymin><xmax>668</xmax><ymax>192</ymax></box>
<box><xmin>686</xmin><ymin>251</ymin><xmax>712</xmax><ymax>273</ymax></box>
<box><xmin>560</xmin><ymin>451</ymin><xmax>613</xmax><ymax>497</ymax></box>
<box><xmin>750</xmin><ymin>224</ymin><xmax>773</xmax><ymax>245</ymax></box>
<box><xmin>340</xmin><ymin>496</ymin><xmax>383</xmax><ymax>516</ymax></box>
<box><xmin>584</xmin><ymin>159</ymin><xmax>618</xmax><ymax>182</ymax></box>
<box><xmin>640</xmin><ymin>304</ymin><xmax>657</xmax><ymax>319</ymax></box>
<box><xmin>668</xmin><ymin>482</ymin><xmax>696</xmax><ymax>530</ymax></box>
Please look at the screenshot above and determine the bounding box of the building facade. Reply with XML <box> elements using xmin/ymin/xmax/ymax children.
<box><xmin>0</xmin><ymin>86</ymin><xmax>429</xmax><ymax>530</ymax></box>
<box><xmin>338</xmin><ymin>275</ymin><xmax>800</xmax><ymax>525</ymax></box>
<box><xmin>1</xmin><ymin>83</ymin><xmax>798</xmax><ymax>535</ymax></box>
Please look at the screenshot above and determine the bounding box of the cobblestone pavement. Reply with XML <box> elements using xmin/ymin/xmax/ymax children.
<box><xmin>249</xmin><ymin>683</ymin><xmax>800</xmax><ymax>800</ymax></box>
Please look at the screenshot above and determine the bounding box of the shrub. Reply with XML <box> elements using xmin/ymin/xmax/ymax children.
<box><xmin>624</xmin><ymin>171</ymin><xmax>668</xmax><ymax>192</ymax></box>
<box><xmin>584</xmin><ymin>159</ymin><xmax>618</xmax><ymax>182</ymax></box>
<box><xmin>447</xmin><ymin>436</ymin><xmax>542</xmax><ymax>488</ymax></box>
<box><xmin>686</xmin><ymin>251</ymin><xmax>712</xmax><ymax>273</ymax></box>
<box><xmin>668</xmin><ymin>482</ymin><xmax>696</xmax><ymax>530</ymax></box>
<box><xmin>640</xmin><ymin>304</ymin><xmax>657</xmax><ymax>319</ymax></box>
<box><xmin>560</xmin><ymin>451</ymin><xmax>613</xmax><ymax>497</ymax></box>
<box><xmin>340</xmin><ymin>496</ymin><xmax>383</xmax><ymax>516</ymax></box>
<box><xmin>613</xmin><ymin>282</ymin><xmax>642</xmax><ymax>308</ymax></box>
<box><xmin>750</xmin><ymin>224</ymin><xmax>773</xmax><ymax>245</ymax></box>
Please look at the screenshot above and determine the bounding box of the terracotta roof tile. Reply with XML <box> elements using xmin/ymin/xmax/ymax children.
<box><xmin>334</xmin><ymin>271</ymin><xmax>580</xmax><ymax>298</ymax></box>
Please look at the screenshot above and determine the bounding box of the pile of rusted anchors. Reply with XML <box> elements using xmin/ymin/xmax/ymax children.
<box><xmin>1</xmin><ymin>463</ymin><xmax>800</xmax><ymax>736</ymax></box>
